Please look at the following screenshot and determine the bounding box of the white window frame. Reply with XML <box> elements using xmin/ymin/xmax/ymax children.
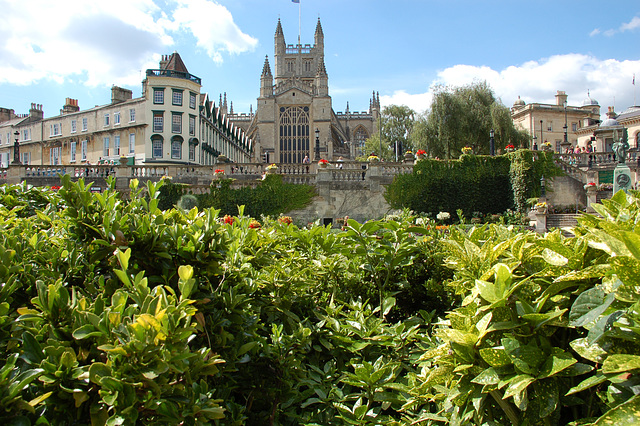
<box><xmin>50</xmin><ymin>123</ymin><xmax>61</xmax><ymax>137</ymax></box>
<box><xmin>103</xmin><ymin>137</ymin><xmax>110</xmax><ymax>157</ymax></box>
<box><xmin>172</xmin><ymin>90</ymin><xmax>183</xmax><ymax>106</ymax></box>
<box><xmin>82</xmin><ymin>117</ymin><xmax>88</xmax><ymax>131</ymax></box>
<box><xmin>114</xmin><ymin>112</ymin><xmax>121</xmax><ymax>125</ymax></box>
<box><xmin>50</xmin><ymin>147</ymin><xmax>61</xmax><ymax>165</ymax></box>
<box><xmin>22</xmin><ymin>152</ymin><xmax>30</xmax><ymax>165</ymax></box>
<box><xmin>153</xmin><ymin>88</ymin><xmax>164</xmax><ymax>104</ymax></box>
<box><xmin>171</xmin><ymin>139</ymin><xmax>182</xmax><ymax>159</ymax></box>
<box><xmin>22</xmin><ymin>129</ymin><xmax>30</xmax><ymax>141</ymax></box>
<box><xmin>129</xmin><ymin>133</ymin><xmax>135</xmax><ymax>154</ymax></box>
<box><xmin>70</xmin><ymin>141</ymin><xmax>77</xmax><ymax>162</ymax></box>
<box><xmin>189</xmin><ymin>115</ymin><xmax>196</xmax><ymax>136</ymax></box>
<box><xmin>152</xmin><ymin>138</ymin><xmax>163</xmax><ymax>158</ymax></box>
<box><xmin>81</xmin><ymin>140</ymin><xmax>87</xmax><ymax>161</ymax></box>
<box><xmin>189</xmin><ymin>143</ymin><xmax>196</xmax><ymax>162</ymax></box>
<box><xmin>189</xmin><ymin>92</ymin><xmax>197</xmax><ymax>109</ymax></box>
<box><xmin>104</xmin><ymin>113</ymin><xmax>110</xmax><ymax>127</ymax></box>
<box><xmin>114</xmin><ymin>135</ymin><xmax>120</xmax><ymax>156</ymax></box>
<box><xmin>153</xmin><ymin>114</ymin><xmax>163</xmax><ymax>132</ymax></box>
<box><xmin>129</xmin><ymin>108</ymin><xmax>136</xmax><ymax>122</ymax></box>
<box><xmin>172</xmin><ymin>113</ymin><xmax>182</xmax><ymax>134</ymax></box>
<box><xmin>71</xmin><ymin>120</ymin><xmax>77</xmax><ymax>133</ymax></box>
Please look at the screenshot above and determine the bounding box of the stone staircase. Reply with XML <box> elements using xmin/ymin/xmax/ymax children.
<box><xmin>546</xmin><ymin>214</ymin><xmax>581</xmax><ymax>235</ymax></box>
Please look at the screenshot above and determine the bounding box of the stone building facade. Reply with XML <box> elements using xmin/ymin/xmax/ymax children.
<box><xmin>225</xmin><ymin>18</ymin><xmax>380</xmax><ymax>163</ymax></box>
<box><xmin>0</xmin><ymin>53</ymin><xmax>252</xmax><ymax>168</ymax></box>
<box><xmin>511</xmin><ymin>90</ymin><xmax>602</xmax><ymax>152</ymax></box>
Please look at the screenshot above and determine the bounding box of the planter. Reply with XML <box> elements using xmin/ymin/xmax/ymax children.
<box><xmin>318</xmin><ymin>163</ymin><xmax>329</xmax><ymax>169</ymax></box>
<box><xmin>416</xmin><ymin>154</ymin><xmax>426</xmax><ymax>161</ymax></box>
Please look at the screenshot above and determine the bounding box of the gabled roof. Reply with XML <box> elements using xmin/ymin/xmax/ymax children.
<box><xmin>163</xmin><ymin>52</ymin><xmax>189</xmax><ymax>74</ymax></box>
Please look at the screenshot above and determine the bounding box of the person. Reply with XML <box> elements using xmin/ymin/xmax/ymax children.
<box><xmin>302</xmin><ymin>155</ymin><xmax>310</xmax><ymax>164</ymax></box>
<box><xmin>336</xmin><ymin>156</ymin><xmax>344</xmax><ymax>169</ymax></box>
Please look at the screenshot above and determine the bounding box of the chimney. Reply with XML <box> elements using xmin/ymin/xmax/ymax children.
<box><xmin>159</xmin><ymin>54</ymin><xmax>169</xmax><ymax>70</ymax></box>
<box><xmin>0</xmin><ymin>107</ymin><xmax>17</xmax><ymax>124</ymax></box>
<box><xmin>61</xmin><ymin>98</ymin><xmax>79</xmax><ymax>115</ymax></box>
<box><xmin>607</xmin><ymin>106</ymin><xmax>616</xmax><ymax>119</ymax></box>
<box><xmin>111</xmin><ymin>86</ymin><xmax>133</xmax><ymax>104</ymax></box>
<box><xmin>29</xmin><ymin>103</ymin><xmax>44</xmax><ymax>121</ymax></box>
<box><xmin>555</xmin><ymin>90</ymin><xmax>568</xmax><ymax>106</ymax></box>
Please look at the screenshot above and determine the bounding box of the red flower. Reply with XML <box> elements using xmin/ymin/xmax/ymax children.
<box><xmin>278</xmin><ymin>216</ymin><xmax>292</xmax><ymax>225</ymax></box>
<box><xmin>223</xmin><ymin>215</ymin><xmax>234</xmax><ymax>225</ymax></box>
<box><xmin>416</xmin><ymin>149</ymin><xmax>426</xmax><ymax>156</ymax></box>
<box><xmin>505</xmin><ymin>144</ymin><xmax>515</xmax><ymax>150</ymax></box>
<box><xmin>249</xmin><ymin>220</ymin><xmax>261</xmax><ymax>229</ymax></box>
<box><xmin>214</xmin><ymin>169</ymin><xmax>225</xmax><ymax>174</ymax></box>
<box><xmin>318</xmin><ymin>159</ymin><xmax>329</xmax><ymax>164</ymax></box>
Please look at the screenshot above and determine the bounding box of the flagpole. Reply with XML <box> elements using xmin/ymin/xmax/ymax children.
<box><xmin>298</xmin><ymin>0</ymin><xmax>301</xmax><ymax>46</ymax></box>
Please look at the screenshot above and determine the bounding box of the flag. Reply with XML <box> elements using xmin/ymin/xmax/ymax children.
<box><xmin>292</xmin><ymin>0</ymin><xmax>300</xmax><ymax>3</ymax></box>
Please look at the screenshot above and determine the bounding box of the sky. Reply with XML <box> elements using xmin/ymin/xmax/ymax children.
<box><xmin>1</xmin><ymin>0</ymin><xmax>639</xmax><ymax>120</ymax></box>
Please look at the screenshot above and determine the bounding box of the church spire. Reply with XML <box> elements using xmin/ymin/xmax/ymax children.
<box><xmin>275</xmin><ymin>18</ymin><xmax>284</xmax><ymax>36</ymax></box>
<box><xmin>260</xmin><ymin>55</ymin><xmax>273</xmax><ymax>98</ymax></box>
<box><xmin>261</xmin><ymin>55</ymin><xmax>272</xmax><ymax>77</ymax></box>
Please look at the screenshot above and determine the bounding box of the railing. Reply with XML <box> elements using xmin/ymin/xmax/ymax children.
<box><xmin>145</xmin><ymin>69</ymin><xmax>201</xmax><ymax>85</ymax></box>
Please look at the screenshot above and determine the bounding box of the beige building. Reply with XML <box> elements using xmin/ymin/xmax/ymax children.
<box><xmin>0</xmin><ymin>53</ymin><xmax>252</xmax><ymax>168</ymax></box>
<box><xmin>225</xmin><ymin>18</ymin><xmax>379</xmax><ymax>163</ymax></box>
<box><xmin>575</xmin><ymin>105</ymin><xmax>640</xmax><ymax>154</ymax></box>
<box><xmin>511</xmin><ymin>90</ymin><xmax>602</xmax><ymax>152</ymax></box>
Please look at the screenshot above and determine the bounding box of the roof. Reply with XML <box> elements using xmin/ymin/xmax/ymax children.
<box><xmin>163</xmin><ymin>52</ymin><xmax>189</xmax><ymax>74</ymax></box>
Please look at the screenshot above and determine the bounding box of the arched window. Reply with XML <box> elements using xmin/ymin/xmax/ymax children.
<box><xmin>279</xmin><ymin>106</ymin><xmax>310</xmax><ymax>163</ymax></box>
<box><xmin>151</xmin><ymin>135</ymin><xmax>163</xmax><ymax>159</ymax></box>
<box><xmin>171</xmin><ymin>136</ymin><xmax>183</xmax><ymax>159</ymax></box>
<box><xmin>353</xmin><ymin>126</ymin><xmax>369</xmax><ymax>158</ymax></box>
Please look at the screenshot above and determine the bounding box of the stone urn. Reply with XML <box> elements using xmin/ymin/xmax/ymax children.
<box><xmin>265</xmin><ymin>166</ymin><xmax>278</xmax><ymax>175</ymax></box>
<box><xmin>119</xmin><ymin>156</ymin><xmax>129</xmax><ymax>166</ymax></box>
<box><xmin>404</xmin><ymin>152</ymin><xmax>415</xmax><ymax>162</ymax></box>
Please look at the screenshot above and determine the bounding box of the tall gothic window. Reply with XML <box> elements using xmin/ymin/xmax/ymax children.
<box><xmin>279</xmin><ymin>106</ymin><xmax>310</xmax><ymax>163</ymax></box>
<box><xmin>354</xmin><ymin>127</ymin><xmax>369</xmax><ymax>158</ymax></box>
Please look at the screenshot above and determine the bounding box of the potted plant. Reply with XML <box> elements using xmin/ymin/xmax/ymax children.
<box><xmin>213</xmin><ymin>169</ymin><xmax>225</xmax><ymax>179</ymax></box>
<box><xmin>415</xmin><ymin>149</ymin><xmax>427</xmax><ymax>160</ymax></box>
<box><xmin>318</xmin><ymin>158</ymin><xmax>330</xmax><ymax>168</ymax></box>
<box><xmin>461</xmin><ymin>146</ymin><xmax>473</xmax><ymax>155</ymax></box>
<box><xmin>542</xmin><ymin>142</ymin><xmax>553</xmax><ymax>152</ymax></box>
<box><xmin>265</xmin><ymin>163</ymin><xmax>278</xmax><ymax>174</ymax></box>
<box><xmin>367</xmin><ymin>154</ymin><xmax>380</xmax><ymax>162</ymax></box>
<box><xmin>534</xmin><ymin>201</ymin><xmax>548</xmax><ymax>214</ymax></box>
<box><xmin>505</xmin><ymin>144</ymin><xmax>515</xmax><ymax>153</ymax></box>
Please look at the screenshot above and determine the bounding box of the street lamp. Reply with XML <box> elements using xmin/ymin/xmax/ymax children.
<box><xmin>11</xmin><ymin>130</ymin><xmax>21</xmax><ymax>165</ymax></box>
<box><xmin>540</xmin><ymin>119</ymin><xmax>544</xmax><ymax>149</ymax></box>
<box><xmin>532</xmin><ymin>135</ymin><xmax>538</xmax><ymax>151</ymax></box>
<box><xmin>314</xmin><ymin>128</ymin><xmax>320</xmax><ymax>161</ymax></box>
<box><xmin>490</xmin><ymin>129</ymin><xmax>495</xmax><ymax>156</ymax></box>
<box><xmin>563</xmin><ymin>100</ymin><xmax>568</xmax><ymax>147</ymax></box>
<box><xmin>540</xmin><ymin>176</ymin><xmax>546</xmax><ymax>199</ymax></box>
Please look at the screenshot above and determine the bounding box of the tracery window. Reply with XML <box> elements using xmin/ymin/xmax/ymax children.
<box><xmin>353</xmin><ymin>126</ymin><xmax>369</xmax><ymax>158</ymax></box>
<box><xmin>279</xmin><ymin>106</ymin><xmax>310</xmax><ymax>163</ymax></box>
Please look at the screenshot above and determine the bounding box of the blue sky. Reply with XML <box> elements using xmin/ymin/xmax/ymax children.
<box><xmin>1</xmin><ymin>0</ymin><xmax>639</xmax><ymax>119</ymax></box>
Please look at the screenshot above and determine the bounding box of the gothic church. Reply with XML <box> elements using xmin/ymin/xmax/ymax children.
<box><xmin>226</xmin><ymin>18</ymin><xmax>380</xmax><ymax>163</ymax></box>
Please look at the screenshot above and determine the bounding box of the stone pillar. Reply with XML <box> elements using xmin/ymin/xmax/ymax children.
<box><xmin>534</xmin><ymin>209</ymin><xmax>547</xmax><ymax>233</ymax></box>
<box><xmin>586</xmin><ymin>187</ymin><xmax>598</xmax><ymax>213</ymax></box>
<box><xmin>7</xmin><ymin>164</ymin><xmax>25</xmax><ymax>185</ymax></box>
<box><xmin>115</xmin><ymin>164</ymin><xmax>130</xmax><ymax>191</ymax></box>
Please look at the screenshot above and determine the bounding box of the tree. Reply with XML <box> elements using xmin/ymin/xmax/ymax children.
<box><xmin>417</xmin><ymin>82</ymin><xmax>528</xmax><ymax>159</ymax></box>
<box><xmin>363</xmin><ymin>105</ymin><xmax>416</xmax><ymax>161</ymax></box>
<box><xmin>382</xmin><ymin>105</ymin><xmax>416</xmax><ymax>160</ymax></box>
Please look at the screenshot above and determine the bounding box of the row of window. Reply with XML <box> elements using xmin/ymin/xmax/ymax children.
<box><xmin>153</xmin><ymin>88</ymin><xmax>197</xmax><ymax>109</ymax></box>
<box><xmin>152</xmin><ymin>112</ymin><xmax>196</xmax><ymax>135</ymax></box>
<box><xmin>151</xmin><ymin>138</ymin><xmax>196</xmax><ymax>161</ymax></box>
<box><xmin>46</xmin><ymin>109</ymin><xmax>137</xmax><ymax>138</ymax></box>
<box><xmin>542</xmin><ymin>122</ymin><xmax>579</xmax><ymax>132</ymax></box>
<box><xmin>101</xmin><ymin>134</ymin><xmax>137</xmax><ymax>158</ymax></box>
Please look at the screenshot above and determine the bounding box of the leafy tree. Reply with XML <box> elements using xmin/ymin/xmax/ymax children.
<box><xmin>363</xmin><ymin>105</ymin><xmax>416</xmax><ymax>161</ymax></box>
<box><xmin>418</xmin><ymin>81</ymin><xmax>529</xmax><ymax>159</ymax></box>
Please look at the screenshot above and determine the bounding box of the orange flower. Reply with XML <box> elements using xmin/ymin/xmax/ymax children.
<box><xmin>249</xmin><ymin>219</ymin><xmax>261</xmax><ymax>229</ymax></box>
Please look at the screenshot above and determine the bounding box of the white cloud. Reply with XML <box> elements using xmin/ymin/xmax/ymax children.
<box><xmin>381</xmin><ymin>54</ymin><xmax>640</xmax><ymax>118</ymax></box>
<box><xmin>170</xmin><ymin>0</ymin><xmax>257</xmax><ymax>63</ymax></box>
<box><xmin>591</xmin><ymin>16</ymin><xmax>640</xmax><ymax>37</ymax></box>
<box><xmin>621</xmin><ymin>16</ymin><xmax>640</xmax><ymax>32</ymax></box>
<box><xmin>0</xmin><ymin>0</ymin><xmax>256</xmax><ymax>86</ymax></box>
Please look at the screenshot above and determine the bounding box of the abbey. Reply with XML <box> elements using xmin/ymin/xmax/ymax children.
<box><xmin>226</xmin><ymin>18</ymin><xmax>380</xmax><ymax>163</ymax></box>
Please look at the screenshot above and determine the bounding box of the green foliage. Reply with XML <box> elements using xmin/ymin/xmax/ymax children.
<box><xmin>2</xmin><ymin>179</ymin><xmax>640</xmax><ymax>425</ymax></box>
<box><xmin>385</xmin><ymin>155</ymin><xmax>513</xmax><ymax>217</ymax></box>
<box><xmin>416</xmin><ymin>82</ymin><xmax>530</xmax><ymax>159</ymax></box>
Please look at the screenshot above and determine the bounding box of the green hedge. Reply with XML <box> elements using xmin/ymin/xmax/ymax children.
<box><xmin>385</xmin><ymin>150</ymin><xmax>558</xmax><ymax>216</ymax></box>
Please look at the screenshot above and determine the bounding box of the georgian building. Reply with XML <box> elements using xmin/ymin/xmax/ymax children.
<box><xmin>0</xmin><ymin>52</ymin><xmax>252</xmax><ymax>168</ymax></box>
<box><xmin>510</xmin><ymin>90</ymin><xmax>602</xmax><ymax>152</ymax></box>
<box><xmin>225</xmin><ymin>18</ymin><xmax>380</xmax><ymax>163</ymax></box>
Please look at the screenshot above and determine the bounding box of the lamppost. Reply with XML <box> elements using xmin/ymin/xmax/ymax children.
<box><xmin>314</xmin><ymin>128</ymin><xmax>320</xmax><ymax>161</ymax></box>
<box><xmin>11</xmin><ymin>130</ymin><xmax>21</xmax><ymax>165</ymax></box>
<box><xmin>540</xmin><ymin>176</ymin><xmax>546</xmax><ymax>199</ymax></box>
<box><xmin>563</xmin><ymin>100</ymin><xmax>568</xmax><ymax>147</ymax></box>
<box><xmin>490</xmin><ymin>129</ymin><xmax>495</xmax><ymax>156</ymax></box>
<box><xmin>532</xmin><ymin>135</ymin><xmax>538</xmax><ymax>151</ymax></box>
<box><xmin>540</xmin><ymin>119</ymin><xmax>544</xmax><ymax>149</ymax></box>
